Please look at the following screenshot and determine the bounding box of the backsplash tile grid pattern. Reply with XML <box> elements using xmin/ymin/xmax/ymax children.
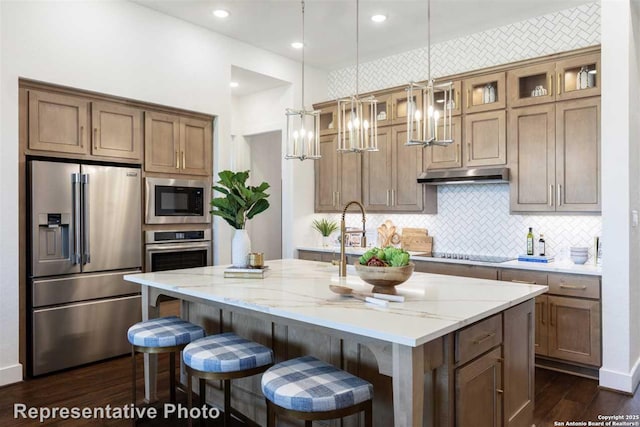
<box><xmin>327</xmin><ymin>2</ymin><xmax>600</xmax><ymax>99</ymax></box>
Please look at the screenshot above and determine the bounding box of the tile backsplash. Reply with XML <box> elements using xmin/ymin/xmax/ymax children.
<box><xmin>320</xmin><ymin>184</ymin><xmax>602</xmax><ymax>261</ymax></box>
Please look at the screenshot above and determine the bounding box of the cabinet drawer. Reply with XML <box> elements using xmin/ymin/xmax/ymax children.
<box><xmin>423</xmin><ymin>262</ymin><xmax>499</xmax><ymax>280</ymax></box>
<box><xmin>298</xmin><ymin>250</ymin><xmax>324</xmax><ymax>262</ymax></box>
<box><xmin>500</xmin><ymin>269</ymin><xmax>548</xmax><ymax>285</ymax></box>
<box><xmin>548</xmin><ymin>274</ymin><xmax>600</xmax><ymax>299</ymax></box>
<box><xmin>456</xmin><ymin>314</ymin><xmax>503</xmax><ymax>365</ymax></box>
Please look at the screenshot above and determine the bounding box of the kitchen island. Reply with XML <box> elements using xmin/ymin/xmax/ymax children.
<box><xmin>125</xmin><ymin>259</ymin><xmax>547</xmax><ymax>427</ymax></box>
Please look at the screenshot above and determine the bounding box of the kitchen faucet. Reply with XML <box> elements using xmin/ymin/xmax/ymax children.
<box><xmin>339</xmin><ymin>200</ymin><xmax>367</xmax><ymax>277</ymax></box>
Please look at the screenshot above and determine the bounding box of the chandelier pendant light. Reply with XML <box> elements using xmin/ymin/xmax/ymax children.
<box><xmin>405</xmin><ymin>0</ymin><xmax>454</xmax><ymax>147</ymax></box>
<box><xmin>337</xmin><ymin>0</ymin><xmax>378</xmax><ymax>153</ymax></box>
<box><xmin>285</xmin><ymin>0</ymin><xmax>321</xmax><ymax>161</ymax></box>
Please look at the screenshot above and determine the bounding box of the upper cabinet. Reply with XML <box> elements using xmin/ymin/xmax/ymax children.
<box><xmin>424</xmin><ymin>116</ymin><xmax>463</xmax><ymax>170</ymax></box>
<box><xmin>435</xmin><ymin>80</ymin><xmax>462</xmax><ymax>117</ymax></box>
<box><xmin>465</xmin><ymin>110</ymin><xmax>507</xmax><ymax>167</ymax></box>
<box><xmin>28</xmin><ymin>90</ymin><xmax>90</xmax><ymax>155</ymax></box>
<box><xmin>462</xmin><ymin>72</ymin><xmax>506</xmax><ymax>114</ymax></box>
<box><xmin>391</xmin><ymin>88</ymin><xmax>422</xmax><ymax>125</ymax></box>
<box><xmin>317</xmin><ymin>103</ymin><xmax>338</xmax><ymax>136</ymax></box>
<box><xmin>145</xmin><ymin>112</ymin><xmax>212</xmax><ymax>176</ymax></box>
<box><xmin>91</xmin><ymin>101</ymin><xmax>142</xmax><ymax>161</ymax></box>
<box><xmin>507</xmin><ymin>53</ymin><xmax>600</xmax><ymax>107</ymax></box>
<box><xmin>314</xmin><ymin>134</ymin><xmax>362</xmax><ymax>212</ymax></box>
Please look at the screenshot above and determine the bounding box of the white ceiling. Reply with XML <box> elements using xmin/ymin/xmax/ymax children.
<box><xmin>133</xmin><ymin>0</ymin><xmax>593</xmax><ymax>70</ymax></box>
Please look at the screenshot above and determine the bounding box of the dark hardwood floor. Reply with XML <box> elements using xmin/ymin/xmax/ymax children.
<box><xmin>1</xmin><ymin>355</ymin><xmax>638</xmax><ymax>426</ymax></box>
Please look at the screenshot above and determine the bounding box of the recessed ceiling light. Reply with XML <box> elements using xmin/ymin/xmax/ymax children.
<box><xmin>291</xmin><ymin>42</ymin><xmax>304</xmax><ymax>49</ymax></box>
<box><xmin>229</xmin><ymin>81</ymin><xmax>239</xmax><ymax>88</ymax></box>
<box><xmin>213</xmin><ymin>9</ymin><xmax>230</xmax><ymax>18</ymax></box>
<box><xmin>371</xmin><ymin>14</ymin><xmax>387</xmax><ymax>23</ymax></box>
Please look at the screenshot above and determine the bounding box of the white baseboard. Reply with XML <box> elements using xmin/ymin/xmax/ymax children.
<box><xmin>600</xmin><ymin>356</ymin><xmax>640</xmax><ymax>393</ymax></box>
<box><xmin>0</xmin><ymin>364</ymin><xmax>23</xmax><ymax>387</ymax></box>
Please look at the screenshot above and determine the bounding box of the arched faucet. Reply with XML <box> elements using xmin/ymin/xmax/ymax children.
<box><xmin>339</xmin><ymin>201</ymin><xmax>367</xmax><ymax>277</ymax></box>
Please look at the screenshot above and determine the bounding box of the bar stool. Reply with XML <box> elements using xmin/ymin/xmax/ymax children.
<box><xmin>261</xmin><ymin>356</ymin><xmax>373</xmax><ymax>427</ymax></box>
<box><xmin>183</xmin><ymin>332</ymin><xmax>274</xmax><ymax>427</ymax></box>
<box><xmin>127</xmin><ymin>316</ymin><xmax>205</xmax><ymax>410</ymax></box>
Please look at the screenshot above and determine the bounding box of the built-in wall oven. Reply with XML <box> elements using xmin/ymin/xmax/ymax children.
<box><xmin>145</xmin><ymin>177</ymin><xmax>211</xmax><ymax>224</ymax></box>
<box><xmin>145</xmin><ymin>229</ymin><xmax>212</xmax><ymax>272</ymax></box>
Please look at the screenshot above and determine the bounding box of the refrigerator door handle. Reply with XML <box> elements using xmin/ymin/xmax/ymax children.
<box><xmin>81</xmin><ymin>173</ymin><xmax>91</xmax><ymax>264</ymax></box>
<box><xmin>72</xmin><ymin>173</ymin><xmax>82</xmax><ymax>265</ymax></box>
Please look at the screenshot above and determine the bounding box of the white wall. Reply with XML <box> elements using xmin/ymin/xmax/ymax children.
<box><xmin>0</xmin><ymin>0</ymin><xmax>326</xmax><ymax>385</ymax></box>
<box><xmin>599</xmin><ymin>0</ymin><xmax>640</xmax><ymax>393</ymax></box>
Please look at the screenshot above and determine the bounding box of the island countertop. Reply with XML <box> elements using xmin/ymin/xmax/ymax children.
<box><xmin>124</xmin><ymin>259</ymin><xmax>547</xmax><ymax>347</ymax></box>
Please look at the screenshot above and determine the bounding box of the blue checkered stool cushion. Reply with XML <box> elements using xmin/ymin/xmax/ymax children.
<box><xmin>127</xmin><ymin>316</ymin><xmax>205</xmax><ymax>348</ymax></box>
<box><xmin>261</xmin><ymin>356</ymin><xmax>373</xmax><ymax>412</ymax></box>
<box><xmin>183</xmin><ymin>332</ymin><xmax>273</xmax><ymax>373</ymax></box>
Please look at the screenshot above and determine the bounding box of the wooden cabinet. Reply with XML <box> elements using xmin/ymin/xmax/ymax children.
<box><xmin>463</xmin><ymin>72</ymin><xmax>506</xmax><ymax>114</ymax></box>
<box><xmin>298</xmin><ymin>250</ymin><xmax>335</xmax><ymax>263</ymax></box>
<box><xmin>317</xmin><ymin>103</ymin><xmax>338</xmax><ymax>136</ymax></box>
<box><xmin>314</xmin><ymin>134</ymin><xmax>362</xmax><ymax>212</ymax></box>
<box><xmin>535</xmin><ymin>296</ymin><xmax>549</xmax><ymax>356</ymax></box>
<box><xmin>391</xmin><ymin>88</ymin><xmax>422</xmax><ymax>125</ymax></box>
<box><xmin>145</xmin><ymin>112</ymin><xmax>212</xmax><ymax>176</ymax></box>
<box><xmin>363</xmin><ymin>92</ymin><xmax>392</xmax><ymax>128</ymax></box>
<box><xmin>424</xmin><ymin>116</ymin><xmax>462</xmax><ymax>170</ymax></box>
<box><xmin>414</xmin><ymin>261</ymin><xmax>498</xmax><ymax>280</ymax></box>
<box><xmin>28</xmin><ymin>90</ymin><xmax>89</xmax><ymax>155</ymax></box>
<box><xmin>464</xmin><ymin>110</ymin><xmax>506</xmax><ymax>167</ymax></box>
<box><xmin>91</xmin><ymin>101</ymin><xmax>142</xmax><ymax>161</ymax></box>
<box><xmin>507</xmin><ymin>53</ymin><xmax>600</xmax><ymax>107</ymax></box>
<box><xmin>362</xmin><ymin>126</ymin><xmax>434</xmax><ymax>213</ymax></box>
<box><xmin>509</xmin><ymin>98</ymin><xmax>600</xmax><ymax>212</ymax></box>
<box><xmin>435</xmin><ymin>80</ymin><xmax>462</xmax><ymax>117</ymax></box>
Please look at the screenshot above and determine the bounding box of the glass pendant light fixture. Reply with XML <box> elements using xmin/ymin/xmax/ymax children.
<box><xmin>337</xmin><ymin>0</ymin><xmax>378</xmax><ymax>153</ymax></box>
<box><xmin>406</xmin><ymin>0</ymin><xmax>454</xmax><ymax>147</ymax></box>
<box><xmin>285</xmin><ymin>0</ymin><xmax>320</xmax><ymax>161</ymax></box>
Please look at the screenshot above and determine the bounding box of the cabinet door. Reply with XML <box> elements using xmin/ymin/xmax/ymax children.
<box><xmin>144</xmin><ymin>111</ymin><xmax>180</xmax><ymax>174</ymax></box>
<box><xmin>91</xmin><ymin>101</ymin><xmax>142</xmax><ymax>161</ymax></box>
<box><xmin>503</xmin><ymin>300</ymin><xmax>535</xmax><ymax>427</ymax></box>
<box><xmin>556</xmin><ymin>53</ymin><xmax>601</xmax><ymax>101</ymax></box>
<box><xmin>422</xmin><ymin>262</ymin><xmax>498</xmax><ymax>280</ymax></box>
<box><xmin>315</xmin><ymin>135</ymin><xmax>339</xmax><ymax>212</ymax></box>
<box><xmin>337</xmin><ymin>151</ymin><xmax>362</xmax><ymax>208</ymax></box>
<box><xmin>363</xmin><ymin>92</ymin><xmax>392</xmax><ymax>128</ymax></box>
<box><xmin>508</xmin><ymin>104</ymin><xmax>556</xmax><ymax>212</ymax></box>
<box><xmin>28</xmin><ymin>90</ymin><xmax>89</xmax><ymax>155</ymax></box>
<box><xmin>534</xmin><ymin>296</ymin><xmax>549</xmax><ymax>356</ymax></box>
<box><xmin>318</xmin><ymin>103</ymin><xmax>337</xmax><ymax>136</ymax></box>
<box><xmin>456</xmin><ymin>346</ymin><xmax>503</xmax><ymax>427</ymax></box>
<box><xmin>507</xmin><ymin>62</ymin><xmax>556</xmax><ymax>108</ymax></box>
<box><xmin>391</xmin><ymin>126</ymin><xmax>424</xmax><ymax>211</ymax></box>
<box><xmin>464</xmin><ymin>110</ymin><xmax>506</xmax><ymax>167</ymax></box>
<box><xmin>547</xmin><ymin>296</ymin><xmax>601</xmax><ymax>366</ymax></box>
<box><xmin>463</xmin><ymin>72</ymin><xmax>506</xmax><ymax>114</ymax></box>
<box><xmin>424</xmin><ymin>116</ymin><xmax>462</xmax><ymax>169</ymax></box>
<box><xmin>435</xmin><ymin>80</ymin><xmax>462</xmax><ymax>116</ymax></box>
<box><xmin>391</xmin><ymin>88</ymin><xmax>422</xmax><ymax>125</ymax></box>
<box><xmin>555</xmin><ymin>98</ymin><xmax>600</xmax><ymax>212</ymax></box>
<box><xmin>362</xmin><ymin>127</ymin><xmax>392</xmax><ymax>211</ymax></box>
<box><xmin>181</xmin><ymin>117</ymin><xmax>212</xmax><ymax>176</ymax></box>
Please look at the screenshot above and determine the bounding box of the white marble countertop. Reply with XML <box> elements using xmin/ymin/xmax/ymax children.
<box><xmin>297</xmin><ymin>246</ymin><xmax>602</xmax><ymax>276</ymax></box>
<box><xmin>124</xmin><ymin>259</ymin><xmax>547</xmax><ymax>347</ymax></box>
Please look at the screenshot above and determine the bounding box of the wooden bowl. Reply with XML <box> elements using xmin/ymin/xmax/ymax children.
<box><xmin>353</xmin><ymin>262</ymin><xmax>414</xmax><ymax>294</ymax></box>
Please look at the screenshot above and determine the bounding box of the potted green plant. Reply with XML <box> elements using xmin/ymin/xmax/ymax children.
<box><xmin>312</xmin><ymin>218</ymin><xmax>339</xmax><ymax>247</ymax></box>
<box><xmin>210</xmin><ymin>170</ymin><xmax>270</xmax><ymax>266</ymax></box>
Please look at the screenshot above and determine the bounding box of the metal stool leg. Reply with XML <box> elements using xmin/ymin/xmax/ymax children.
<box><xmin>305</xmin><ymin>421</ymin><xmax>312</xmax><ymax>427</ymax></box>
<box><xmin>364</xmin><ymin>400</ymin><xmax>373</xmax><ymax>427</ymax></box>
<box><xmin>131</xmin><ymin>347</ymin><xmax>136</xmax><ymax>427</ymax></box>
<box><xmin>187</xmin><ymin>371</ymin><xmax>193</xmax><ymax>427</ymax></box>
<box><xmin>199</xmin><ymin>378</ymin><xmax>206</xmax><ymax>427</ymax></box>
<box><xmin>169</xmin><ymin>351</ymin><xmax>176</xmax><ymax>403</ymax></box>
<box><xmin>224</xmin><ymin>379</ymin><xmax>231</xmax><ymax>427</ymax></box>
<box><xmin>266</xmin><ymin>400</ymin><xmax>276</xmax><ymax>427</ymax></box>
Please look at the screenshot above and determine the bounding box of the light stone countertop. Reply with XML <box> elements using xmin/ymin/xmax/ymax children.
<box><xmin>124</xmin><ymin>259</ymin><xmax>547</xmax><ymax>347</ymax></box>
<box><xmin>297</xmin><ymin>245</ymin><xmax>602</xmax><ymax>276</ymax></box>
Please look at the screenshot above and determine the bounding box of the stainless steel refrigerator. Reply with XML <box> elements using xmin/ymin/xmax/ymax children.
<box><xmin>28</xmin><ymin>160</ymin><xmax>143</xmax><ymax>376</ymax></box>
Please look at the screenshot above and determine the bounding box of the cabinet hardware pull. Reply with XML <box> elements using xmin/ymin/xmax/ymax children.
<box><xmin>511</xmin><ymin>279</ymin><xmax>536</xmax><ymax>284</ymax></box>
<box><xmin>466</xmin><ymin>89</ymin><xmax>471</xmax><ymax>109</ymax></box>
<box><xmin>176</xmin><ymin>150</ymin><xmax>180</xmax><ymax>169</ymax></box>
<box><xmin>336</xmin><ymin>191</ymin><xmax>340</xmax><ymax>207</ymax></box>
<box><xmin>559</xmin><ymin>284</ymin><xmax>587</xmax><ymax>290</ymax></box>
<box><xmin>549</xmin><ymin>184</ymin><xmax>554</xmax><ymax>207</ymax></box>
<box><xmin>332</xmin><ymin>192</ymin><xmax>336</xmax><ymax>207</ymax></box>
<box><xmin>182</xmin><ymin>151</ymin><xmax>185</xmax><ymax>169</ymax></box>
<box><xmin>467</xmin><ymin>142</ymin><xmax>471</xmax><ymax>162</ymax></box>
<box><xmin>557</xmin><ymin>73</ymin><xmax>562</xmax><ymax>95</ymax></box>
<box><xmin>455</xmin><ymin>90</ymin><xmax>460</xmax><ymax>110</ymax></box>
<box><xmin>386</xmin><ymin>190</ymin><xmax>390</xmax><ymax>207</ymax></box>
<box><xmin>392</xmin><ymin>189</ymin><xmax>395</xmax><ymax>206</ymax></box>
<box><xmin>473</xmin><ymin>332</ymin><xmax>496</xmax><ymax>345</ymax></box>
<box><xmin>548</xmin><ymin>74</ymin><xmax>553</xmax><ymax>96</ymax></box>
<box><xmin>93</xmin><ymin>128</ymin><xmax>98</xmax><ymax>150</ymax></box>
<box><xmin>550</xmin><ymin>302</ymin><xmax>555</xmax><ymax>326</ymax></box>
<box><xmin>455</xmin><ymin>144</ymin><xmax>460</xmax><ymax>163</ymax></box>
<box><xmin>557</xmin><ymin>184</ymin><xmax>562</xmax><ymax>207</ymax></box>
<box><xmin>496</xmin><ymin>389</ymin><xmax>504</xmax><ymax>394</ymax></box>
<box><xmin>541</xmin><ymin>301</ymin><xmax>546</xmax><ymax>325</ymax></box>
<box><xmin>80</xmin><ymin>126</ymin><xmax>84</xmax><ymax>147</ymax></box>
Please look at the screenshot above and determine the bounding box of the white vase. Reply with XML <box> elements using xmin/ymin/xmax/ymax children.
<box><xmin>322</xmin><ymin>235</ymin><xmax>332</xmax><ymax>247</ymax></box>
<box><xmin>232</xmin><ymin>229</ymin><xmax>251</xmax><ymax>267</ymax></box>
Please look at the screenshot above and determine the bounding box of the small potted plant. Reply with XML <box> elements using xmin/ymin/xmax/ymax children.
<box><xmin>210</xmin><ymin>170</ymin><xmax>270</xmax><ymax>267</ymax></box>
<box><xmin>312</xmin><ymin>218</ymin><xmax>339</xmax><ymax>247</ymax></box>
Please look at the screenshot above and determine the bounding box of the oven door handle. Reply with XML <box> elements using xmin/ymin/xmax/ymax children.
<box><xmin>145</xmin><ymin>242</ymin><xmax>212</xmax><ymax>252</ymax></box>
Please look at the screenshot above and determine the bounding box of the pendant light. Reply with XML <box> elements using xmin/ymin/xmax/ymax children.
<box><xmin>405</xmin><ymin>0</ymin><xmax>454</xmax><ymax>147</ymax></box>
<box><xmin>337</xmin><ymin>0</ymin><xmax>378</xmax><ymax>153</ymax></box>
<box><xmin>285</xmin><ymin>0</ymin><xmax>321</xmax><ymax>161</ymax></box>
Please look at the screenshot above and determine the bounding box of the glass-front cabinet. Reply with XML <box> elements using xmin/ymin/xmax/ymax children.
<box><xmin>556</xmin><ymin>53</ymin><xmax>600</xmax><ymax>101</ymax></box>
<box><xmin>391</xmin><ymin>88</ymin><xmax>423</xmax><ymax>125</ymax></box>
<box><xmin>462</xmin><ymin>72</ymin><xmax>506</xmax><ymax>114</ymax></box>
<box><xmin>317</xmin><ymin>103</ymin><xmax>337</xmax><ymax>136</ymax></box>
<box><xmin>507</xmin><ymin>62</ymin><xmax>556</xmax><ymax>108</ymax></box>
<box><xmin>434</xmin><ymin>80</ymin><xmax>462</xmax><ymax>117</ymax></box>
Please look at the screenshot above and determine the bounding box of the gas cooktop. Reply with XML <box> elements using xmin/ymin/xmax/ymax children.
<box><xmin>432</xmin><ymin>253</ymin><xmax>515</xmax><ymax>263</ymax></box>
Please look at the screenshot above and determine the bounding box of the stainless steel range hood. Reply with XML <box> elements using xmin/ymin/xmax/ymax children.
<box><xmin>417</xmin><ymin>167</ymin><xmax>509</xmax><ymax>185</ymax></box>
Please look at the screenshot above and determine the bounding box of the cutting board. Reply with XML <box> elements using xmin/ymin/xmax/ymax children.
<box><xmin>401</xmin><ymin>228</ymin><xmax>433</xmax><ymax>255</ymax></box>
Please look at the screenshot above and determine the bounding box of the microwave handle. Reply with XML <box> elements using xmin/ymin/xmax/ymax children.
<box><xmin>81</xmin><ymin>173</ymin><xmax>91</xmax><ymax>264</ymax></box>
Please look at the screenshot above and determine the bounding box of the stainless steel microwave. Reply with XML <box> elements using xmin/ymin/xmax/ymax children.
<box><xmin>145</xmin><ymin>177</ymin><xmax>211</xmax><ymax>224</ymax></box>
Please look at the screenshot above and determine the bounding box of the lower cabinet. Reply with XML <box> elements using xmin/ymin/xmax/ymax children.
<box><xmin>298</xmin><ymin>250</ymin><xmax>335</xmax><ymax>263</ymax></box>
<box><xmin>415</xmin><ymin>261</ymin><xmax>499</xmax><ymax>280</ymax></box>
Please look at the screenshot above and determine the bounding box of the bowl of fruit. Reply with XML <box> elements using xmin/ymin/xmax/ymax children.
<box><xmin>354</xmin><ymin>246</ymin><xmax>414</xmax><ymax>294</ymax></box>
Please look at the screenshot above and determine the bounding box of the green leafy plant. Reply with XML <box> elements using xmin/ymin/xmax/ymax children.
<box><xmin>210</xmin><ymin>170</ymin><xmax>270</xmax><ymax>230</ymax></box>
<box><xmin>359</xmin><ymin>246</ymin><xmax>411</xmax><ymax>267</ymax></box>
<box><xmin>312</xmin><ymin>218</ymin><xmax>339</xmax><ymax>237</ymax></box>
